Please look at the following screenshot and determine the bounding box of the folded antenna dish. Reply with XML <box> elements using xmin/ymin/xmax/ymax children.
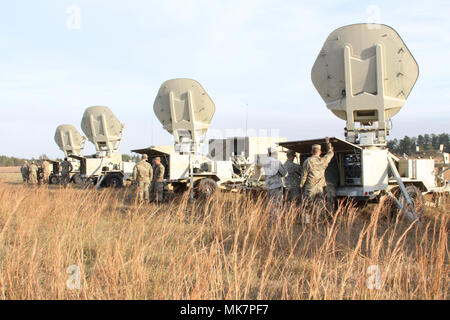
<box><xmin>153</xmin><ymin>78</ymin><xmax>215</xmax><ymax>152</ymax></box>
<box><xmin>54</xmin><ymin>124</ymin><xmax>86</xmax><ymax>157</ymax></box>
<box><xmin>311</xmin><ymin>23</ymin><xmax>419</xmax><ymax>144</ymax></box>
<box><xmin>81</xmin><ymin>106</ymin><xmax>124</xmax><ymax>155</ymax></box>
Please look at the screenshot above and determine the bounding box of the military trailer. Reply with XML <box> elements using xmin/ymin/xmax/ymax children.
<box><xmin>72</xmin><ymin>106</ymin><xmax>135</xmax><ymax>188</ymax></box>
<box><xmin>280</xmin><ymin>23</ymin><xmax>449</xmax><ymax>222</ymax></box>
<box><xmin>134</xmin><ymin>78</ymin><xmax>236</xmax><ymax>199</ymax></box>
<box><xmin>132</xmin><ymin>145</ymin><xmax>234</xmax><ymax>196</ymax></box>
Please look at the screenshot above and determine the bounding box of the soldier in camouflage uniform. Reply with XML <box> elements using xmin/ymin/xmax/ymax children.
<box><xmin>132</xmin><ymin>154</ymin><xmax>153</xmax><ymax>202</ymax></box>
<box><xmin>300</xmin><ymin>137</ymin><xmax>334</xmax><ymax>200</ymax></box>
<box><xmin>28</xmin><ymin>161</ymin><xmax>39</xmax><ymax>185</ymax></box>
<box><xmin>41</xmin><ymin>159</ymin><xmax>51</xmax><ymax>184</ymax></box>
<box><xmin>21</xmin><ymin>161</ymin><xmax>30</xmax><ymax>183</ymax></box>
<box><xmin>150</xmin><ymin>157</ymin><xmax>165</xmax><ymax>204</ymax></box>
<box><xmin>264</xmin><ymin>147</ymin><xmax>287</xmax><ymax>217</ymax></box>
<box><xmin>283</xmin><ymin>149</ymin><xmax>302</xmax><ymax>205</ymax></box>
<box><xmin>60</xmin><ymin>158</ymin><xmax>73</xmax><ymax>188</ymax></box>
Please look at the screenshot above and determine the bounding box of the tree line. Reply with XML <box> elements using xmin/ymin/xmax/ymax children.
<box><xmin>0</xmin><ymin>154</ymin><xmax>140</xmax><ymax>167</ymax></box>
<box><xmin>387</xmin><ymin>133</ymin><xmax>449</xmax><ymax>155</ymax></box>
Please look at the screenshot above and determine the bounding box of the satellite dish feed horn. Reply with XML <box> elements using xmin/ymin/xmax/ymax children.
<box><xmin>54</xmin><ymin>124</ymin><xmax>86</xmax><ymax>157</ymax></box>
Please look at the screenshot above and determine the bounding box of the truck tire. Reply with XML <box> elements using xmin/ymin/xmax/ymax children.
<box><xmin>104</xmin><ymin>173</ymin><xmax>123</xmax><ymax>188</ymax></box>
<box><xmin>195</xmin><ymin>178</ymin><xmax>217</xmax><ymax>198</ymax></box>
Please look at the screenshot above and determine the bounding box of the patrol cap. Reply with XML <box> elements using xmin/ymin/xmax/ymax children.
<box><xmin>312</xmin><ymin>144</ymin><xmax>322</xmax><ymax>151</ymax></box>
<box><xmin>154</xmin><ymin>157</ymin><xmax>161</xmax><ymax>161</ymax></box>
<box><xmin>142</xmin><ymin>154</ymin><xmax>148</xmax><ymax>159</ymax></box>
<box><xmin>287</xmin><ymin>149</ymin><xmax>296</xmax><ymax>156</ymax></box>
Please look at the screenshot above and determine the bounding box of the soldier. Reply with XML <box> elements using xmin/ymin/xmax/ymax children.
<box><xmin>28</xmin><ymin>161</ymin><xmax>39</xmax><ymax>186</ymax></box>
<box><xmin>20</xmin><ymin>161</ymin><xmax>30</xmax><ymax>183</ymax></box>
<box><xmin>41</xmin><ymin>159</ymin><xmax>51</xmax><ymax>184</ymax></box>
<box><xmin>264</xmin><ymin>146</ymin><xmax>287</xmax><ymax>218</ymax></box>
<box><xmin>60</xmin><ymin>158</ymin><xmax>73</xmax><ymax>188</ymax></box>
<box><xmin>300</xmin><ymin>137</ymin><xmax>334</xmax><ymax>201</ymax></box>
<box><xmin>150</xmin><ymin>157</ymin><xmax>165</xmax><ymax>204</ymax></box>
<box><xmin>283</xmin><ymin>149</ymin><xmax>302</xmax><ymax>205</ymax></box>
<box><xmin>132</xmin><ymin>154</ymin><xmax>153</xmax><ymax>202</ymax></box>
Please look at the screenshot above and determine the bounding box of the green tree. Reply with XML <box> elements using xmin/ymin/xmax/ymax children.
<box><xmin>387</xmin><ymin>138</ymin><xmax>399</xmax><ymax>152</ymax></box>
<box><xmin>416</xmin><ymin>135</ymin><xmax>424</xmax><ymax>151</ymax></box>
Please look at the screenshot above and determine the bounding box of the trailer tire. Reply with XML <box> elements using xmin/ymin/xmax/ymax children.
<box><xmin>49</xmin><ymin>175</ymin><xmax>59</xmax><ymax>185</ymax></box>
<box><xmin>195</xmin><ymin>178</ymin><xmax>217</xmax><ymax>198</ymax></box>
<box><xmin>71</xmin><ymin>174</ymin><xmax>84</xmax><ymax>186</ymax></box>
<box><xmin>104</xmin><ymin>174</ymin><xmax>123</xmax><ymax>188</ymax></box>
<box><xmin>172</xmin><ymin>182</ymin><xmax>187</xmax><ymax>194</ymax></box>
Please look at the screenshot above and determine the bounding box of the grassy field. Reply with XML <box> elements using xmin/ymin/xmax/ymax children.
<box><xmin>0</xmin><ymin>171</ymin><xmax>448</xmax><ymax>299</ymax></box>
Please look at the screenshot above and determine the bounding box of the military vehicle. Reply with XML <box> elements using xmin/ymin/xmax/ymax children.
<box><xmin>71</xmin><ymin>106</ymin><xmax>135</xmax><ymax>188</ymax></box>
<box><xmin>280</xmin><ymin>23</ymin><xmax>449</xmax><ymax>222</ymax></box>
<box><xmin>52</xmin><ymin>124</ymin><xmax>87</xmax><ymax>184</ymax></box>
<box><xmin>132</xmin><ymin>79</ymin><xmax>234</xmax><ymax>200</ymax></box>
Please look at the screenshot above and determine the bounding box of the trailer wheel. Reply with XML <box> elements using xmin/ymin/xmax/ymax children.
<box><xmin>398</xmin><ymin>185</ymin><xmax>424</xmax><ymax>218</ymax></box>
<box><xmin>195</xmin><ymin>178</ymin><xmax>217</xmax><ymax>198</ymax></box>
<box><xmin>49</xmin><ymin>175</ymin><xmax>60</xmax><ymax>185</ymax></box>
<box><xmin>104</xmin><ymin>174</ymin><xmax>123</xmax><ymax>188</ymax></box>
<box><xmin>172</xmin><ymin>182</ymin><xmax>187</xmax><ymax>194</ymax></box>
<box><xmin>71</xmin><ymin>174</ymin><xmax>83</xmax><ymax>186</ymax></box>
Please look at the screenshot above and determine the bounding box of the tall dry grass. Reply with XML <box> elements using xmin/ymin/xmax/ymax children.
<box><xmin>0</xmin><ymin>180</ymin><xmax>448</xmax><ymax>299</ymax></box>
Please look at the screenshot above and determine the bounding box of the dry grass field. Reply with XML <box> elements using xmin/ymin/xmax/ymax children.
<box><xmin>0</xmin><ymin>171</ymin><xmax>448</xmax><ymax>300</ymax></box>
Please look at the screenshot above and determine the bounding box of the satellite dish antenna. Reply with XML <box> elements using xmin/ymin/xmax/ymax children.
<box><xmin>153</xmin><ymin>78</ymin><xmax>215</xmax><ymax>153</ymax></box>
<box><xmin>311</xmin><ymin>23</ymin><xmax>419</xmax><ymax>144</ymax></box>
<box><xmin>54</xmin><ymin>124</ymin><xmax>86</xmax><ymax>157</ymax></box>
<box><xmin>81</xmin><ymin>106</ymin><xmax>125</xmax><ymax>156</ymax></box>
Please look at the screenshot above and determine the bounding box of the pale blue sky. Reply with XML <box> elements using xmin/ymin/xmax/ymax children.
<box><xmin>1</xmin><ymin>0</ymin><xmax>449</xmax><ymax>158</ymax></box>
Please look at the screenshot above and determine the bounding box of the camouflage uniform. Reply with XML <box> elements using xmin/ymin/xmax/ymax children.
<box><xmin>132</xmin><ymin>158</ymin><xmax>153</xmax><ymax>202</ymax></box>
<box><xmin>264</xmin><ymin>155</ymin><xmax>287</xmax><ymax>213</ymax></box>
<box><xmin>150</xmin><ymin>160</ymin><xmax>165</xmax><ymax>204</ymax></box>
<box><xmin>300</xmin><ymin>142</ymin><xmax>334</xmax><ymax>200</ymax></box>
<box><xmin>42</xmin><ymin>160</ymin><xmax>51</xmax><ymax>184</ymax></box>
<box><xmin>28</xmin><ymin>163</ymin><xmax>39</xmax><ymax>185</ymax></box>
<box><xmin>283</xmin><ymin>157</ymin><xmax>302</xmax><ymax>204</ymax></box>
<box><xmin>60</xmin><ymin>160</ymin><xmax>73</xmax><ymax>187</ymax></box>
<box><xmin>21</xmin><ymin>162</ymin><xmax>29</xmax><ymax>183</ymax></box>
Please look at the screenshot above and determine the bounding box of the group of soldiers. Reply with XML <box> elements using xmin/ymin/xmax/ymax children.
<box><xmin>264</xmin><ymin>137</ymin><xmax>335</xmax><ymax>217</ymax></box>
<box><xmin>20</xmin><ymin>158</ymin><xmax>73</xmax><ymax>187</ymax></box>
<box><xmin>132</xmin><ymin>154</ymin><xmax>165</xmax><ymax>204</ymax></box>
<box><xmin>21</xmin><ymin>159</ymin><xmax>51</xmax><ymax>185</ymax></box>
